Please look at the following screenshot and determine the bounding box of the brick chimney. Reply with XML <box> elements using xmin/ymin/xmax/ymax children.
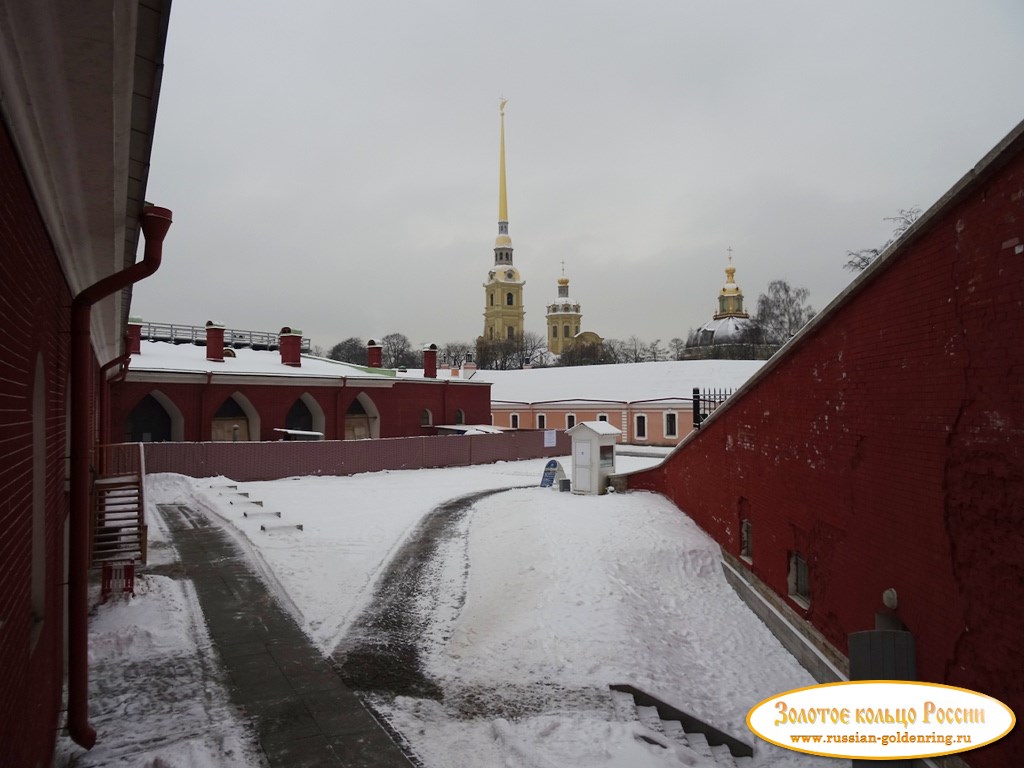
<box><xmin>205</xmin><ymin>321</ymin><xmax>224</xmax><ymax>362</ymax></box>
<box><xmin>423</xmin><ymin>343</ymin><xmax>438</xmax><ymax>379</ymax></box>
<box><xmin>279</xmin><ymin>327</ymin><xmax>302</xmax><ymax>367</ymax></box>
<box><xmin>127</xmin><ymin>317</ymin><xmax>143</xmax><ymax>355</ymax></box>
<box><xmin>462</xmin><ymin>351</ymin><xmax>477</xmax><ymax>378</ymax></box>
<box><xmin>367</xmin><ymin>339</ymin><xmax>383</xmax><ymax>368</ymax></box>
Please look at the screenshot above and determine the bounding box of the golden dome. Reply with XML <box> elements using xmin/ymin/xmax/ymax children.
<box><xmin>495</xmin><ymin>234</ymin><xmax>512</xmax><ymax>247</ymax></box>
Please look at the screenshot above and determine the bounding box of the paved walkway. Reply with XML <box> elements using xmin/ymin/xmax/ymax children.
<box><xmin>158</xmin><ymin>504</ymin><xmax>416</xmax><ymax>768</ymax></box>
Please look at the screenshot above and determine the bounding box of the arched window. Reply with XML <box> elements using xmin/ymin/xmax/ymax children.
<box><xmin>563</xmin><ymin>324</ymin><xmax>570</xmax><ymax>338</ymax></box>
<box><xmin>506</xmin><ymin>292</ymin><xmax>514</xmax><ymax>306</ymax></box>
<box><xmin>455</xmin><ymin>409</ymin><xmax>465</xmax><ymax>425</ymax></box>
<box><xmin>552</xmin><ymin>325</ymin><xmax>558</xmax><ymax>338</ymax></box>
<box><xmin>490</xmin><ymin>292</ymin><xmax>495</xmax><ymax>306</ymax></box>
<box><xmin>510</xmin><ymin>413</ymin><xmax>519</xmax><ymax>429</ymax></box>
<box><xmin>507</xmin><ymin>327</ymin><xmax>515</xmax><ymax>340</ymax></box>
<box><xmin>126</xmin><ymin>394</ymin><xmax>173</xmax><ymax>442</ymax></box>
<box><xmin>421</xmin><ymin>409</ymin><xmax>432</xmax><ymax>427</ymax></box>
<box><xmin>285</xmin><ymin>399</ymin><xmax>314</xmax><ymax>432</ymax></box>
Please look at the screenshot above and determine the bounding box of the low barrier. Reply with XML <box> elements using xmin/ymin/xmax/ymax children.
<box><xmin>134</xmin><ymin>430</ymin><xmax>571</xmax><ymax>482</ymax></box>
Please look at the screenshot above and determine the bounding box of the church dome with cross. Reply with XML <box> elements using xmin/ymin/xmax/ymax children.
<box><xmin>684</xmin><ymin>251</ymin><xmax>773</xmax><ymax>359</ymax></box>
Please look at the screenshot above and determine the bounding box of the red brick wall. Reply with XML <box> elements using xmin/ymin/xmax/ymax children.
<box><xmin>628</xmin><ymin>144</ymin><xmax>1024</xmax><ymax>766</ymax></box>
<box><xmin>0</xmin><ymin>120</ymin><xmax>72</xmax><ymax>767</ymax></box>
<box><xmin>109</xmin><ymin>376</ymin><xmax>492</xmax><ymax>442</ymax></box>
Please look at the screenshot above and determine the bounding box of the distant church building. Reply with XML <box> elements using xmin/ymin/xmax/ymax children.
<box><xmin>684</xmin><ymin>253</ymin><xmax>774</xmax><ymax>360</ymax></box>
<box><xmin>481</xmin><ymin>99</ymin><xmax>525</xmax><ymax>343</ymax></box>
<box><xmin>545</xmin><ymin>269</ymin><xmax>582</xmax><ymax>355</ymax></box>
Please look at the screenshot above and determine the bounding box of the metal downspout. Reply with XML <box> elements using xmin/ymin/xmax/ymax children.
<box><xmin>67</xmin><ymin>205</ymin><xmax>172</xmax><ymax>749</ymax></box>
<box><xmin>98</xmin><ymin>351</ymin><xmax>131</xmax><ymax>455</ymax></box>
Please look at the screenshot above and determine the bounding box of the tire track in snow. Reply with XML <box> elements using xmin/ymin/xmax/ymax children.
<box><xmin>333</xmin><ymin>487</ymin><xmax>518</xmax><ymax>699</ymax></box>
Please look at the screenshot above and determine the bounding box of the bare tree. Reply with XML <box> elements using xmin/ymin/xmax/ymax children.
<box><xmin>624</xmin><ymin>335</ymin><xmax>647</xmax><ymax>363</ymax></box>
<box><xmin>557</xmin><ymin>339</ymin><xmax>607</xmax><ymax>366</ymax></box>
<box><xmin>440</xmin><ymin>341</ymin><xmax>472</xmax><ymax>367</ymax></box>
<box><xmin>669</xmin><ymin>337</ymin><xmax>687</xmax><ymax>360</ymax></box>
<box><xmin>845</xmin><ymin>207</ymin><xmax>922</xmax><ymax>272</ymax></box>
<box><xmin>475</xmin><ymin>337</ymin><xmax>523</xmax><ymax>370</ymax></box>
<box><xmin>381</xmin><ymin>332</ymin><xmax>416</xmax><ymax>368</ymax></box>
<box><xmin>519</xmin><ymin>330</ymin><xmax>548</xmax><ymax>367</ymax></box>
<box><xmin>603</xmin><ymin>338</ymin><xmax>627</xmax><ymax>363</ymax></box>
<box><xmin>755</xmin><ymin>280</ymin><xmax>816</xmax><ymax>344</ymax></box>
<box><xmin>646</xmin><ymin>338</ymin><xmax>664</xmax><ymax>362</ymax></box>
<box><xmin>328</xmin><ymin>337</ymin><xmax>365</xmax><ymax>364</ymax></box>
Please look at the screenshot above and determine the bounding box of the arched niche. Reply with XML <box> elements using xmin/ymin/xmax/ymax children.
<box><xmin>125</xmin><ymin>390</ymin><xmax>184</xmax><ymax>442</ymax></box>
<box><xmin>344</xmin><ymin>391</ymin><xmax>380</xmax><ymax>439</ymax></box>
<box><xmin>212</xmin><ymin>391</ymin><xmax>261</xmax><ymax>441</ymax></box>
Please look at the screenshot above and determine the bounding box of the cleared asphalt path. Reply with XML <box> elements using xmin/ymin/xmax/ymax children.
<box><xmin>159</xmin><ymin>503</ymin><xmax>417</xmax><ymax>768</ymax></box>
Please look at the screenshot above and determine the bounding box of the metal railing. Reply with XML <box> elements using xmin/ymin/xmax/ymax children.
<box><xmin>136</xmin><ymin>321</ymin><xmax>312</xmax><ymax>352</ymax></box>
<box><xmin>692</xmin><ymin>387</ymin><xmax>734</xmax><ymax>429</ymax></box>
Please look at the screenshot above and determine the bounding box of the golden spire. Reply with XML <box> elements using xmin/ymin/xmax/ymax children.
<box><xmin>495</xmin><ymin>98</ymin><xmax>512</xmax><ymax>249</ymax></box>
<box><xmin>498</xmin><ymin>98</ymin><xmax>509</xmax><ymax>224</ymax></box>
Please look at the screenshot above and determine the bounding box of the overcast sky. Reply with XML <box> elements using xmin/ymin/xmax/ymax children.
<box><xmin>134</xmin><ymin>1</ymin><xmax>1023</xmax><ymax>353</ymax></box>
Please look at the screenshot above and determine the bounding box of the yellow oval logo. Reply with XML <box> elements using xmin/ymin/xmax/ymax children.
<box><xmin>747</xmin><ymin>681</ymin><xmax>1015</xmax><ymax>760</ymax></box>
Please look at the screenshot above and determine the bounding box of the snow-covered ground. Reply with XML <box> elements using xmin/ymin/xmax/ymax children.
<box><xmin>56</xmin><ymin>456</ymin><xmax>828</xmax><ymax>767</ymax></box>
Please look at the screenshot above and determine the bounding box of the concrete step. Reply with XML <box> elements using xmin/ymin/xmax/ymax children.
<box><xmin>635</xmin><ymin>705</ymin><xmax>664</xmax><ymax>733</ymax></box>
<box><xmin>686</xmin><ymin>731</ymin><xmax>715</xmax><ymax>760</ymax></box>
<box><xmin>608</xmin><ymin>684</ymin><xmax>754</xmax><ymax>764</ymax></box>
<box><xmin>660</xmin><ymin>718</ymin><xmax>690</xmax><ymax>747</ymax></box>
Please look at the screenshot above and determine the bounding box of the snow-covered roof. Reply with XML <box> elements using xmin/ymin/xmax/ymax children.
<box><xmin>691</xmin><ymin>316</ymin><xmax>757</xmax><ymax>345</ymax></box>
<box><xmin>567</xmin><ymin>420</ymin><xmax>621</xmax><ymax>437</ymax></box>
<box><xmin>129</xmin><ymin>340</ymin><xmax>396</xmax><ymax>380</ymax></box>
<box><xmin>435</xmin><ymin>424</ymin><xmax>504</xmax><ymax>434</ymax></box>
<box><xmin>471</xmin><ymin>359</ymin><xmax>766</xmax><ymax>405</ymax></box>
<box><xmin>396</xmin><ymin>367</ymin><xmax>486</xmax><ymax>386</ymax></box>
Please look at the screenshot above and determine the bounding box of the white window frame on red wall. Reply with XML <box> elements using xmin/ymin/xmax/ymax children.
<box><xmin>634</xmin><ymin>413</ymin><xmax>648</xmax><ymax>441</ymax></box>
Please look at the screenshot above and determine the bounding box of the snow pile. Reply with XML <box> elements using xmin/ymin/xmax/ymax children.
<box><xmin>180</xmin><ymin>460</ymin><xmax>577</xmax><ymax>653</ymax></box>
<box><xmin>53</xmin><ymin>575</ymin><xmax>263</xmax><ymax>768</ymax></box>
<box><xmin>69</xmin><ymin>457</ymin><xmax>824</xmax><ymax>766</ymax></box>
<box><xmin>380</xmin><ymin>488</ymin><xmax>820</xmax><ymax>767</ymax></box>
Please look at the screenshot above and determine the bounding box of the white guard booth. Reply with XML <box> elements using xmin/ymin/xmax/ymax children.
<box><xmin>566</xmin><ymin>420</ymin><xmax>621</xmax><ymax>495</ymax></box>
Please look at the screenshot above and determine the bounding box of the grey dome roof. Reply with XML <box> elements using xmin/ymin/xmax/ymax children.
<box><xmin>689</xmin><ymin>316</ymin><xmax>760</xmax><ymax>347</ymax></box>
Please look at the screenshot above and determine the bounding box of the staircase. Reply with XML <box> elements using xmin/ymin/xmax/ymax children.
<box><xmin>91</xmin><ymin>444</ymin><xmax>148</xmax><ymax>566</ymax></box>
<box><xmin>609</xmin><ymin>684</ymin><xmax>753</xmax><ymax>766</ymax></box>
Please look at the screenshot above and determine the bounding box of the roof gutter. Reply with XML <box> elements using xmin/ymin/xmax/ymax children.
<box><xmin>67</xmin><ymin>205</ymin><xmax>171</xmax><ymax>749</ymax></box>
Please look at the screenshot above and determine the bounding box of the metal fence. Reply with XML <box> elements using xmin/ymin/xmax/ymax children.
<box><xmin>137</xmin><ymin>321</ymin><xmax>312</xmax><ymax>352</ymax></box>
<box><xmin>692</xmin><ymin>387</ymin><xmax>734</xmax><ymax>429</ymax></box>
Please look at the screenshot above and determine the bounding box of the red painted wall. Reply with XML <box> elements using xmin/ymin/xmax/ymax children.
<box><xmin>0</xmin><ymin>119</ymin><xmax>72</xmax><ymax>768</ymax></box>
<box><xmin>629</xmin><ymin>139</ymin><xmax>1024</xmax><ymax>766</ymax></box>
<box><xmin>139</xmin><ymin>430</ymin><xmax>571</xmax><ymax>481</ymax></box>
<box><xmin>109</xmin><ymin>375</ymin><xmax>492</xmax><ymax>442</ymax></box>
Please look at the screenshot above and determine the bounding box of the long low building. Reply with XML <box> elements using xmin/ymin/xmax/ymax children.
<box><xmin>468</xmin><ymin>359</ymin><xmax>767</xmax><ymax>445</ymax></box>
<box><xmin>110</xmin><ymin>330</ymin><xmax>491</xmax><ymax>442</ymax></box>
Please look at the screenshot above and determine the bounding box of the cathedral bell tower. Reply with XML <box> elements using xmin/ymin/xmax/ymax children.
<box><xmin>546</xmin><ymin>267</ymin><xmax>582</xmax><ymax>355</ymax></box>
<box><xmin>482</xmin><ymin>99</ymin><xmax>525</xmax><ymax>342</ymax></box>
